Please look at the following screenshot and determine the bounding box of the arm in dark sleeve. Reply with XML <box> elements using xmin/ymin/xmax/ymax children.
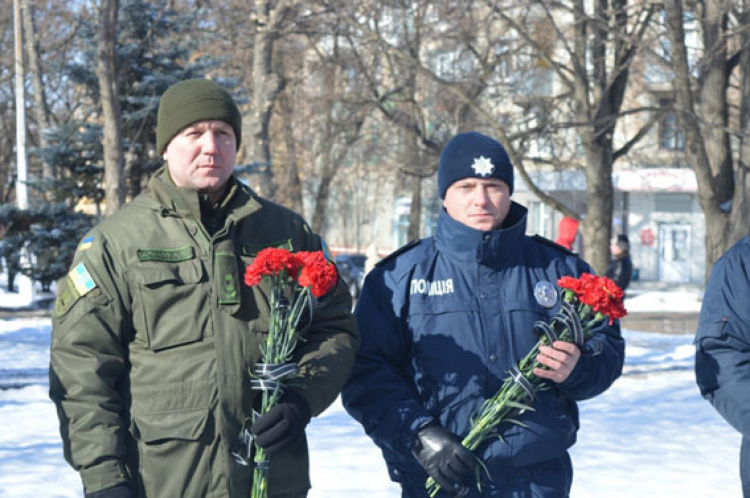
<box><xmin>341</xmin><ymin>269</ymin><xmax>433</xmax><ymax>454</ymax></box>
<box><xmin>695</xmin><ymin>243</ymin><xmax>750</xmax><ymax>437</ymax></box>
<box><xmin>558</xmin><ymin>319</ymin><xmax>625</xmax><ymax>401</ymax></box>
<box><xmin>558</xmin><ymin>258</ymin><xmax>626</xmax><ymax>400</ymax></box>
<box><xmin>48</xmin><ymin>237</ymin><xmax>132</xmax><ymax>493</ymax></box>
<box><xmin>288</xmin><ymin>232</ymin><xmax>360</xmax><ymax>417</ymax></box>
<box><xmin>291</xmin><ymin>275</ymin><xmax>360</xmax><ymax>416</ymax></box>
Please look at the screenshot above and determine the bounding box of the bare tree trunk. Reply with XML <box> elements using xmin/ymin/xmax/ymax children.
<box><xmin>310</xmin><ymin>168</ymin><xmax>332</xmax><ymax>233</ymax></box>
<box><xmin>573</xmin><ymin>0</ymin><xmax>624</xmax><ymax>274</ymax></box>
<box><xmin>310</xmin><ymin>112</ymin><xmax>365</xmax><ymax>233</ymax></box>
<box><xmin>580</xmin><ymin>139</ymin><xmax>614</xmax><ymax>274</ymax></box>
<box><xmin>249</xmin><ymin>0</ymin><xmax>293</xmax><ymax>199</ymax></box>
<box><xmin>663</xmin><ymin>0</ymin><xmax>731</xmax><ymax>279</ymax></box>
<box><xmin>96</xmin><ymin>0</ymin><xmax>125</xmax><ymax>216</ymax></box>
<box><xmin>22</xmin><ymin>0</ymin><xmax>54</xmax><ymax>187</ymax></box>
<box><xmin>729</xmin><ymin>5</ymin><xmax>750</xmax><ymax>242</ymax></box>
<box><xmin>277</xmin><ymin>89</ymin><xmax>303</xmax><ymax>213</ymax></box>
<box><xmin>407</xmin><ymin>171</ymin><xmax>422</xmax><ymax>243</ymax></box>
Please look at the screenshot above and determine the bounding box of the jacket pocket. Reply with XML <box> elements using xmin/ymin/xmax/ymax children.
<box><xmin>505</xmin><ymin>300</ymin><xmax>557</xmax><ymax>359</ymax></box>
<box><xmin>695</xmin><ymin>317</ymin><xmax>729</xmax><ymax>342</ymax></box>
<box><xmin>694</xmin><ymin>318</ymin><xmax>731</xmax><ymax>395</ymax></box>
<box><xmin>131</xmin><ymin>259</ymin><xmax>209</xmax><ymax>351</ymax></box>
<box><xmin>131</xmin><ymin>408</ymin><xmax>213</xmax><ymax>496</ymax></box>
<box><xmin>132</xmin><ymin>407</ymin><xmax>210</xmax><ymax>444</ymax></box>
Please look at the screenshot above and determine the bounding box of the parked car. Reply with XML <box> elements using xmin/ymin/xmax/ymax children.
<box><xmin>334</xmin><ymin>253</ymin><xmax>366</xmax><ymax>300</ymax></box>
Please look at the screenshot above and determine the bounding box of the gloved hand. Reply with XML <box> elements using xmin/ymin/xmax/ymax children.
<box><xmin>250</xmin><ymin>390</ymin><xmax>312</xmax><ymax>456</ymax></box>
<box><xmin>85</xmin><ymin>484</ymin><xmax>133</xmax><ymax>498</ymax></box>
<box><xmin>411</xmin><ymin>423</ymin><xmax>476</xmax><ymax>497</ymax></box>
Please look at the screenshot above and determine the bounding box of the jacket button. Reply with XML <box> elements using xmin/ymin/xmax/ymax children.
<box><xmin>489</xmin><ymin>354</ymin><xmax>498</xmax><ymax>362</ymax></box>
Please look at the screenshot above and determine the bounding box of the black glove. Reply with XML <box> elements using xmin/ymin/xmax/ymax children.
<box><xmin>411</xmin><ymin>423</ymin><xmax>476</xmax><ymax>497</ymax></box>
<box><xmin>85</xmin><ymin>484</ymin><xmax>133</xmax><ymax>498</ymax></box>
<box><xmin>250</xmin><ymin>390</ymin><xmax>312</xmax><ymax>456</ymax></box>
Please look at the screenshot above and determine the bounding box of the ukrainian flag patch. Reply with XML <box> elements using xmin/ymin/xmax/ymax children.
<box><xmin>69</xmin><ymin>262</ymin><xmax>97</xmax><ymax>297</ymax></box>
<box><xmin>78</xmin><ymin>236</ymin><xmax>94</xmax><ymax>252</ymax></box>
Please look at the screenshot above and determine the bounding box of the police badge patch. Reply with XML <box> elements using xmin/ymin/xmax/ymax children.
<box><xmin>533</xmin><ymin>280</ymin><xmax>558</xmax><ymax>308</ymax></box>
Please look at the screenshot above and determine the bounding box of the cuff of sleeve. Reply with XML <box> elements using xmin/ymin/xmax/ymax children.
<box><xmin>81</xmin><ymin>460</ymin><xmax>130</xmax><ymax>494</ymax></box>
<box><xmin>559</xmin><ymin>354</ymin><xmax>588</xmax><ymax>392</ymax></box>
<box><xmin>404</xmin><ymin>414</ymin><xmax>434</xmax><ymax>452</ymax></box>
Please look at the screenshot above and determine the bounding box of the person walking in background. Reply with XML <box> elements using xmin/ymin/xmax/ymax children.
<box><xmin>605</xmin><ymin>234</ymin><xmax>633</xmax><ymax>293</ymax></box>
<box><xmin>695</xmin><ymin>235</ymin><xmax>750</xmax><ymax>497</ymax></box>
<box><xmin>48</xmin><ymin>78</ymin><xmax>359</xmax><ymax>498</ymax></box>
<box><xmin>342</xmin><ymin>131</ymin><xmax>625</xmax><ymax>497</ymax></box>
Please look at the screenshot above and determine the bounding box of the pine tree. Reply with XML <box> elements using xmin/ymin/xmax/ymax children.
<box><xmin>20</xmin><ymin>0</ymin><xmax>224</xmax><ymax>294</ymax></box>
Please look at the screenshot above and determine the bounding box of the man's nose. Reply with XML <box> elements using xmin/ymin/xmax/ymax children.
<box><xmin>471</xmin><ymin>187</ymin><xmax>489</xmax><ymax>204</ymax></box>
<box><xmin>201</xmin><ymin>131</ymin><xmax>220</xmax><ymax>151</ymax></box>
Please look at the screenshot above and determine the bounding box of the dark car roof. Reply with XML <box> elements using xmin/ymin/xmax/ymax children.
<box><xmin>335</xmin><ymin>254</ymin><xmax>366</xmax><ymax>266</ymax></box>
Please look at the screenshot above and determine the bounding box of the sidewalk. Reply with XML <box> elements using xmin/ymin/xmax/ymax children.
<box><xmin>620</xmin><ymin>280</ymin><xmax>703</xmax><ymax>335</ymax></box>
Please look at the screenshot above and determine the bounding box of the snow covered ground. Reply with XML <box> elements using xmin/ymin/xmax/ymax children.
<box><xmin>0</xmin><ymin>279</ymin><xmax>741</xmax><ymax>497</ymax></box>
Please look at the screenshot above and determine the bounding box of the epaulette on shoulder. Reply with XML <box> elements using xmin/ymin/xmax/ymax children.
<box><xmin>376</xmin><ymin>239</ymin><xmax>422</xmax><ymax>268</ymax></box>
<box><xmin>531</xmin><ymin>234</ymin><xmax>577</xmax><ymax>257</ymax></box>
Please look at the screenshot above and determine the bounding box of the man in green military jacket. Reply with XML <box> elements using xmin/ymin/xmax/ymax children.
<box><xmin>49</xmin><ymin>79</ymin><xmax>360</xmax><ymax>498</ymax></box>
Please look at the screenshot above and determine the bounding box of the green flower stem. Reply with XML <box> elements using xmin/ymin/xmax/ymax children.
<box><xmin>251</xmin><ymin>275</ymin><xmax>309</xmax><ymax>498</ymax></box>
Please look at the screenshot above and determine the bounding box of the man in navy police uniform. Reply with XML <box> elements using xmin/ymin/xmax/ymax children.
<box><xmin>695</xmin><ymin>235</ymin><xmax>750</xmax><ymax>497</ymax></box>
<box><xmin>342</xmin><ymin>131</ymin><xmax>625</xmax><ymax>497</ymax></box>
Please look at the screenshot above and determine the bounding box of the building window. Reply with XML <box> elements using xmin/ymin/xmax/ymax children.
<box><xmin>659</xmin><ymin>98</ymin><xmax>685</xmax><ymax>150</ymax></box>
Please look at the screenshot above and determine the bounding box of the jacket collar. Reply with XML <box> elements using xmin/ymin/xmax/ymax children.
<box><xmin>147</xmin><ymin>166</ymin><xmax>261</xmax><ymax>222</ymax></box>
<box><xmin>435</xmin><ymin>201</ymin><xmax>528</xmax><ymax>268</ymax></box>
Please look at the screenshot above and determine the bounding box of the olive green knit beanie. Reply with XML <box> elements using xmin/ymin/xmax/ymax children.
<box><xmin>156</xmin><ymin>78</ymin><xmax>242</xmax><ymax>153</ymax></box>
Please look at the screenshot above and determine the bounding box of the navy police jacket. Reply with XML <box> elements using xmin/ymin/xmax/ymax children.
<box><xmin>342</xmin><ymin>203</ymin><xmax>625</xmax><ymax>485</ymax></box>
<box><xmin>695</xmin><ymin>235</ymin><xmax>750</xmax><ymax>478</ymax></box>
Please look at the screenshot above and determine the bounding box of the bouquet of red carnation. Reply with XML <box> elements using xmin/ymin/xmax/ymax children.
<box><xmin>426</xmin><ymin>273</ymin><xmax>627</xmax><ymax>497</ymax></box>
<box><xmin>235</xmin><ymin>247</ymin><xmax>337</xmax><ymax>498</ymax></box>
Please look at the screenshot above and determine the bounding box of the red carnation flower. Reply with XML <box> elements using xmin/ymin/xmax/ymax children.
<box><xmin>295</xmin><ymin>251</ymin><xmax>338</xmax><ymax>298</ymax></box>
<box><xmin>244</xmin><ymin>247</ymin><xmax>295</xmax><ymax>287</ymax></box>
<box><xmin>559</xmin><ymin>273</ymin><xmax>627</xmax><ymax>325</ymax></box>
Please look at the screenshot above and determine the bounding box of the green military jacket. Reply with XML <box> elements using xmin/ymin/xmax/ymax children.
<box><xmin>49</xmin><ymin>168</ymin><xmax>359</xmax><ymax>497</ymax></box>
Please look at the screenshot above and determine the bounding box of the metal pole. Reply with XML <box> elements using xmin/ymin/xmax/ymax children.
<box><xmin>13</xmin><ymin>0</ymin><xmax>34</xmax><ymax>307</ymax></box>
<box><xmin>14</xmin><ymin>0</ymin><xmax>28</xmax><ymax>210</ymax></box>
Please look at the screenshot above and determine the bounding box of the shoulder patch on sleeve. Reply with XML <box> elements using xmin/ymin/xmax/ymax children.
<box><xmin>69</xmin><ymin>262</ymin><xmax>98</xmax><ymax>297</ymax></box>
<box><xmin>77</xmin><ymin>235</ymin><xmax>95</xmax><ymax>252</ymax></box>
<box><xmin>531</xmin><ymin>234</ymin><xmax>577</xmax><ymax>256</ymax></box>
<box><xmin>53</xmin><ymin>276</ymin><xmax>81</xmax><ymax>318</ymax></box>
<box><xmin>376</xmin><ymin>239</ymin><xmax>422</xmax><ymax>268</ymax></box>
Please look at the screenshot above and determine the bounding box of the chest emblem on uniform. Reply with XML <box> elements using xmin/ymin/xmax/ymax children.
<box><xmin>533</xmin><ymin>280</ymin><xmax>558</xmax><ymax>308</ymax></box>
<box><xmin>471</xmin><ymin>156</ymin><xmax>495</xmax><ymax>177</ymax></box>
<box><xmin>410</xmin><ymin>278</ymin><xmax>455</xmax><ymax>296</ymax></box>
